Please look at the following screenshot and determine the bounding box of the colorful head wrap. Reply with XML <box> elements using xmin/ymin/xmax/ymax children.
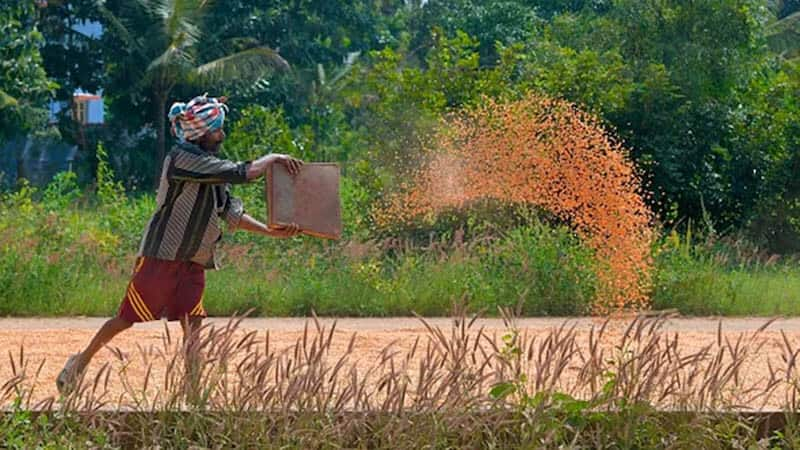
<box><xmin>168</xmin><ymin>94</ymin><xmax>228</xmax><ymax>143</ymax></box>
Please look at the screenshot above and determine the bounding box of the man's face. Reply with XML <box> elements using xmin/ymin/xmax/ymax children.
<box><xmin>197</xmin><ymin>128</ymin><xmax>225</xmax><ymax>153</ymax></box>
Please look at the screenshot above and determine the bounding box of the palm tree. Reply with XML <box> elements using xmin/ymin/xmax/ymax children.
<box><xmin>766</xmin><ymin>0</ymin><xmax>800</xmax><ymax>61</ymax></box>
<box><xmin>96</xmin><ymin>0</ymin><xmax>289</xmax><ymax>183</ymax></box>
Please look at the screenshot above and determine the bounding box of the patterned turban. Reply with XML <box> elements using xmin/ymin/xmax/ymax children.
<box><xmin>168</xmin><ymin>94</ymin><xmax>228</xmax><ymax>143</ymax></box>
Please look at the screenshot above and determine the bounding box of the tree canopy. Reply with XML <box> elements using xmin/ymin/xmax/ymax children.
<box><xmin>0</xmin><ymin>0</ymin><xmax>56</xmax><ymax>140</ymax></box>
<box><xmin>4</xmin><ymin>0</ymin><xmax>800</xmax><ymax>250</ymax></box>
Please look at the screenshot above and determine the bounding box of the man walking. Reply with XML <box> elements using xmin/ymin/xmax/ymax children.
<box><xmin>56</xmin><ymin>94</ymin><xmax>303</xmax><ymax>393</ymax></box>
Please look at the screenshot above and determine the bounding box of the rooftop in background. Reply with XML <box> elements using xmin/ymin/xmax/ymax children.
<box><xmin>73</xmin><ymin>93</ymin><xmax>102</xmax><ymax>102</ymax></box>
<box><xmin>49</xmin><ymin>91</ymin><xmax>104</xmax><ymax>125</ymax></box>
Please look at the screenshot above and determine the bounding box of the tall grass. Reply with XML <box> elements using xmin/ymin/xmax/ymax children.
<box><xmin>3</xmin><ymin>312</ymin><xmax>800</xmax><ymax>447</ymax></box>
<box><xmin>0</xmin><ymin>169</ymin><xmax>598</xmax><ymax>317</ymax></box>
<box><xmin>2</xmin><ymin>164</ymin><xmax>799</xmax><ymax>317</ymax></box>
<box><xmin>653</xmin><ymin>228</ymin><xmax>800</xmax><ymax>315</ymax></box>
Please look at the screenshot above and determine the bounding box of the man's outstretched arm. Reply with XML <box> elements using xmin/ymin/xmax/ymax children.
<box><xmin>246</xmin><ymin>154</ymin><xmax>303</xmax><ymax>180</ymax></box>
<box><xmin>236</xmin><ymin>213</ymin><xmax>301</xmax><ymax>238</ymax></box>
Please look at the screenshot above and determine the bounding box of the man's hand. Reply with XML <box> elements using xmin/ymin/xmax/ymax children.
<box><xmin>246</xmin><ymin>153</ymin><xmax>303</xmax><ymax>180</ymax></box>
<box><xmin>270</xmin><ymin>154</ymin><xmax>303</xmax><ymax>175</ymax></box>
<box><xmin>267</xmin><ymin>222</ymin><xmax>302</xmax><ymax>238</ymax></box>
<box><xmin>236</xmin><ymin>214</ymin><xmax>302</xmax><ymax>239</ymax></box>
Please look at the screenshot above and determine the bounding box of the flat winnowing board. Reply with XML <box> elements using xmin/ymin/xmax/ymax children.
<box><xmin>265</xmin><ymin>163</ymin><xmax>341</xmax><ymax>240</ymax></box>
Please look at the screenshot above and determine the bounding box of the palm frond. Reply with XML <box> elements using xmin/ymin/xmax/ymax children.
<box><xmin>136</xmin><ymin>0</ymin><xmax>167</xmax><ymax>18</ymax></box>
<box><xmin>327</xmin><ymin>51</ymin><xmax>361</xmax><ymax>87</ymax></box>
<box><xmin>766</xmin><ymin>11</ymin><xmax>800</xmax><ymax>60</ymax></box>
<box><xmin>191</xmin><ymin>47</ymin><xmax>290</xmax><ymax>85</ymax></box>
<box><xmin>94</xmin><ymin>0</ymin><xmax>147</xmax><ymax>59</ymax></box>
<box><xmin>139</xmin><ymin>0</ymin><xmax>206</xmax><ymax>47</ymax></box>
<box><xmin>767</xmin><ymin>10</ymin><xmax>800</xmax><ymax>32</ymax></box>
<box><xmin>766</xmin><ymin>0</ymin><xmax>785</xmax><ymax>16</ymax></box>
<box><xmin>167</xmin><ymin>0</ymin><xmax>205</xmax><ymax>46</ymax></box>
<box><xmin>147</xmin><ymin>44</ymin><xmax>196</xmax><ymax>77</ymax></box>
<box><xmin>0</xmin><ymin>90</ymin><xmax>18</xmax><ymax>110</ymax></box>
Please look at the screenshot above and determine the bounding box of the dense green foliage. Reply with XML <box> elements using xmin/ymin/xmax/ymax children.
<box><xmin>0</xmin><ymin>0</ymin><xmax>56</xmax><ymax>140</ymax></box>
<box><xmin>1</xmin><ymin>407</ymin><xmax>795</xmax><ymax>449</ymax></box>
<box><xmin>2</xmin><ymin>0</ymin><xmax>800</xmax><ymax>317</ymax></box>
<box><xmin>1</xmin><ymin>165</ymin><xmax>798</xmax><ymax>317</ymax></box>
<box><xmin>8</xmin><ymin>0</ymin><xmax>795</xmax><ymax>244</ymax></box>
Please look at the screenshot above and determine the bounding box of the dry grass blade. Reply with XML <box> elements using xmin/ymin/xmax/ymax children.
<box><xmin>756</xmin><ymin>317</ymin><xmax>779</xmax><ymax>333</ymax></box>
<box><xmin>1</xmin><ymin>312</ymin><xmax>798</xmax><ymax>448</ymax></box>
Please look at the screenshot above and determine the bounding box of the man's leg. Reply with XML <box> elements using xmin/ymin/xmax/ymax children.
<box><xmin>174</xmin><ymin>262</ymin><xmax>206</xmax><ymax>381</ymax></box>
<box><xmin>57</xmin><ymin>316</ymin><xmax>132</xmax><ymax>393</ymax></box>
<box><xmin>180</xmin><ymin>314</ymin><xmax>203</xmax><ymax>343</ymax></box>
<box><xmin>58</xmin><ymin>257</ymin><xmax>166</xmax><ymax>393</ymax></box>
<box><xmin>180</xmin><ymin>314</ymin><xmax>204</xmax><ymax>394</ymax></box>
<box><xmin>75</xmin><ymin>317</ymin><xmax>132</xmax><ymax>373</ymax></box>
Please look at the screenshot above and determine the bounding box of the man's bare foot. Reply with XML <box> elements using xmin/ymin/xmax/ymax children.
<box><xmin>55</xmin><ymin>353</ymin><xmax>84</xmax><ymax>395</ymax></box>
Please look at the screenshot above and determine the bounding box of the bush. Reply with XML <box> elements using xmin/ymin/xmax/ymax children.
<box><xmin>652</xmin><ymin>229</ymin><xmax>800</xmax><ymax>315</ymax></box>
<box><xmin>481</xmin><ymin>223</ymin><xmax>597</xmax><ymax>315</ymax></box>
<box><xmin>3</xmin><ymin>156</ymin><xmax>799</xmax><ymax>318</ymax></box>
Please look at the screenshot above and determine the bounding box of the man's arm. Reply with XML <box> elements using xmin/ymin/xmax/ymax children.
<box><xmin>170</xmin><ymin>151</ymin><xmax>250</xmax><ymax>184</ymax></box>
<box><xmin>246</xmin><ymin>153</ymin><xmax>303</xmax><ymax>180</ymax></box>
<box><xmin>236</xmin><ymin>213</ymin><xmax>301</xmax><ymax>238</ymax></box>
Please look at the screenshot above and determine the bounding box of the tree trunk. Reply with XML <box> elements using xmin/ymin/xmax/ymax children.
<box><xmin>154</xmin><ymin>92</ymin><xmax>167</xmax><ymax>189</ymax></box>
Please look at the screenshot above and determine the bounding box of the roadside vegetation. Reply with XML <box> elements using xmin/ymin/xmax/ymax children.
<box><xmin>1</xmin><ymin>151</ymin><xmax>797</xmax><ymax>318</ymax></box>
<box><xmin>4</xmin><ymin>0</ymin><xmax>800</xmax><ymax>317</ymax></box>
<box><xmin>3</xmin><ymin>313</ymin><xmax>800</xmax><ymax>448</ymax></box>
<box><xmin>4</xmin><ymin>0</ymin><xmax>800</xmax><ymax>446</ymax></box>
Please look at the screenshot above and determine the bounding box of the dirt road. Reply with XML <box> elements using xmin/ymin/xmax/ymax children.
<box><xmin>2</xmin><ymin>316</ymin><xmax>799</xmax><ymax>409</ymax></box>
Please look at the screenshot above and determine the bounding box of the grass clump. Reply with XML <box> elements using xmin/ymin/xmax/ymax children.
<box><xmin>3</xmin><ymin>312</ymin><xmax>800</xmax><ymax>448</ymax></box>
<box><xmin>653</xmin><ymin>228</ymin><xmax>800</xmax><ymax>315</ymax></box>
<box><xmin>0</xmin><ymin>170</ymin><xmax>599</xmax><ymax>317</ymax></box>
<box><xmin>1</xmin><ymin>158</ymin><xmax>799</xmax><ymax>317</ymax></box>
<box><xmin>207</xmin><ymin>222</ymin><xmax>596</xmax><ymax>317</ymax></box>
<box><xmin>0</xmin><ymin>401</ymin><xmax>110</xmax><ymax>449</ymax></box>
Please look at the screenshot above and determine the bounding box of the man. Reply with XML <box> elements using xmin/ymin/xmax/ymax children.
<box><xmin>56</xmin><ymin>94</ymin><xmax>303</xmax><ymax>393</ymax></box>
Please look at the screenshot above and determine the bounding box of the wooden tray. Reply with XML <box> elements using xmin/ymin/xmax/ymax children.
<box><xmin>265</xmin><ymin>162</ymin><xmax>342</xmax><ymax>240</ymax></box>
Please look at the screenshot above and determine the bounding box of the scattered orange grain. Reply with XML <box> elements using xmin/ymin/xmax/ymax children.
<box><xmin>375</xmin><ymin>95</ymin><xmax>655</xmax><ymax>312</ymax></box>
